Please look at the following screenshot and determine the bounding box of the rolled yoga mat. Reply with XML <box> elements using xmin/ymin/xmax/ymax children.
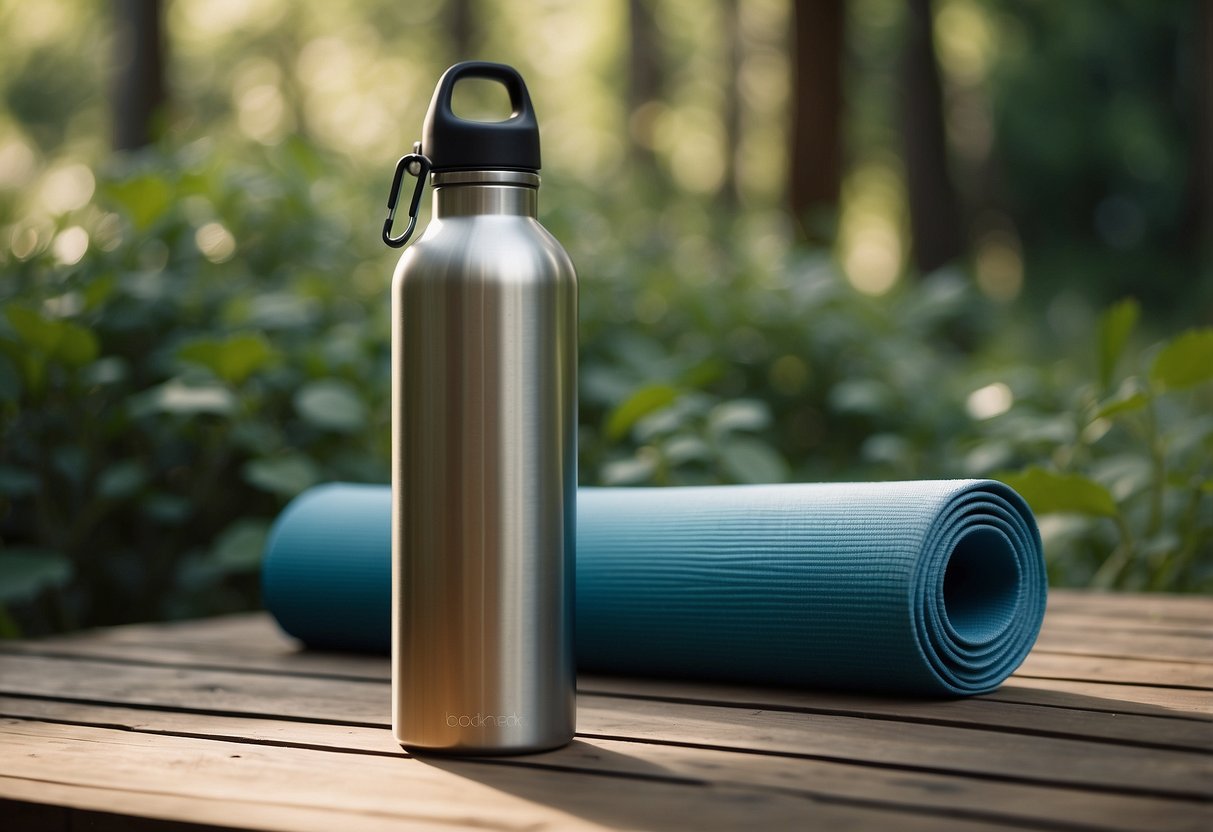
<box><xmin>262</xmin><ymin>480</ymin><xmax>1046</xmax><ymax>695</ymax></box>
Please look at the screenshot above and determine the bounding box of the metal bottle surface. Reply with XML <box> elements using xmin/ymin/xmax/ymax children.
<box><xmin>390</xmin><ymin>166</ymin><xmax>577</xmax><ymax>754</ymax></box>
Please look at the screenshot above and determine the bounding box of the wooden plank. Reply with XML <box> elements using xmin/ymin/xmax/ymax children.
<box><xmin>4</xmin><ymin>641</ymin><xmax>1209</xmax><ymax>747</ymax></box>
<box><xmin>36</xmin><ymin>590</ymin><xmax>1211</xmax><ymax>657</ymax></box>
<box><xmin>28</xmin><ymin>604</ymin><xmax>1212</xmax><ymax>670</ymax></box>
<box><xmin>0</xmin><ymin>654</ymin><xmax>1208</xmax><ymax>799</ymax></box>
<box><xmin>2</xmin><ymin>592</ymin><xmax>1211</xmax><ymax>831</ymax></box>
<box><xmin>8</xmin><ymin>634</ymin><xmax>1213</xmax><ymax>705</ymax></box>
<box><xmin>0</xmin><ymin>700</ymin><xmax>1208</xmax><ymax>832</ymax></box>
<box><xmin>9</xmin><ymin>610</ymin><xmax>1213</xmax><ymax>715</ymax></box>
<box><xmin>20</xmin><ymin>591</ymin><xmax>1209</xmax><ymax>678</ymax></box>
<box><xmin>61</xmin><ymin>613</ymin><xmax>285</xmax><ymax>647</ymax></box>
<box><xmin>1040</xmin><ymin>611</ymin><xmax>1213</xmax><ymax>640</ymax></box>
<box><xmin>39</xmin><ymin>613</ymin><xmax>295</xmax><ymax>654</ymax></box>
<box><xmin>1017</xmin><ymin>652</ymin><xmax>1213</xmax><ymax>689</ymax></box>
<box><xmin>574</xmin><ymin>676</ymin><xmax>1213</xmax><ymax>751</ymax></box>
<box><xmin>12</xmin><ymin>618</ymin><xmax>1212</xmax><ymax>684</ymax></box>
<box><xmin>577</xmin><ymin>694</ymin><xmax>1213</xmax><ymax>800</ymax></box>
<box><xmin>0</xmin><ymin>638</ymin><xmax>387</xmax><ymax>684</ymax></box>
<box><xmin>1044</xmin><ymin>592</ymin><xmax>1213</xmax><ymax>625</ymax></box>
<box><xmin>0</xmin><ymin>719</ymin><xmax>1036</xmax><ymax>832</ymax></box>
<box><xmin>995</xmin><ymin>678</ymin><xmax>1213</xmax><ymax>718</ymax></box>
<box><xmin>1033</xmin><ymin>630</ymin><xmax>1213</xmax><ymax>665</ymax></box>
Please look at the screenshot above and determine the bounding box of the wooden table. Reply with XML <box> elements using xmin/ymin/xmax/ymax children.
<box><xmin>0</xmin><ymin>590</ymin><xmax>1209</xmax><ymax>831</ymax></box>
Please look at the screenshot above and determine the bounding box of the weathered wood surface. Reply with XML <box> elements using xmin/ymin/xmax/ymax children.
<box><xmin>0</xmin><ymin>590</ymin><xmax>1209</xmax><ymax>831</ymax></box>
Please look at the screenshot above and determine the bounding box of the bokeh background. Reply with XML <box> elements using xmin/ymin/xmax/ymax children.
<box><xmin>1</xmin><ymin>0</ymin><xmax>1210</xmax><ymax>635</ymax></box>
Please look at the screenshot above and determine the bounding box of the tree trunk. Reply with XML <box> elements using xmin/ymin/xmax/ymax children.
<box><xmin>628</xmin><ymin>0</ymin><xmax>664</xmax><ymax>168</ymax></box>
<box><xmin>111</xmin><ymin>0</ymin><xmax>165</xmax><ymax>152</ymax></box>
<box><xmin>446</xmin><ymin>0</ymin><xmax>476</xmax><ymax>60</ymax></box>
<box><xmin>1194</xmin><ymin>0</ymin><xmax>1213</xmax><ymax>257</ymax></box>
<box><xmin>720</xmin><ymin>0</ymin><xmax>744</xmax><ymax>205</ymax></box>
<box><xmin>788</xmin><ymin>0</ymin><xmax>845</xmax><ymax>244</ymax></box>
<box><xmin>901</xmin><ymin>0</ymin><xmax>964</xmax><ymax>274</ymax></box>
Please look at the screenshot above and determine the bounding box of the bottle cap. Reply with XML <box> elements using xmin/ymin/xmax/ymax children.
<box><xmin>420</xmin><ymin>61</ymin><xmax>541</xmax><ymax>173</ymax></box>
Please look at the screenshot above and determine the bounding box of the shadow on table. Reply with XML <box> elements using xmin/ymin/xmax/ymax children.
<box><xmin>414</xmin><ymin>739</ymin><xmax>773</xmax><ymax>831</ymax></box>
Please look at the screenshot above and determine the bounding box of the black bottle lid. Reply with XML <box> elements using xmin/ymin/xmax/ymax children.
<box><xmin>420</xmin><ymin>61</ymin><xmax>541</xmax><ymax>173</ymax></box>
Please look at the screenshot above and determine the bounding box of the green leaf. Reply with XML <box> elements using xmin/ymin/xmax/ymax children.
<box><xmin>143</xmin><ymin>494</ymin><xmax>191</xmax><ymax>524</ymax></box>
<box><xmin>294</xmin><ymin>379</ymin><xmax>367</xmax><ymax>432</ymax></box>
<box><xmin>997</xmin><ymin>412</ymin><xmax>1076</xmax><ymax>446</ymax></box>
<box><xmin>663</xmin><ymin>435</ymin><xmax>710</xmax><ymax>465</ymax></box>
<box><xmin>82</xmin><ymin>273</ymin><xmax>117</xmax><ymax>310</ymax></box>
<box><xmin>54</xmin><ymin>446</ymin><xmax>87</xmax><ymax>486</ymax></box>
<box><xmin>1090</xmin><ymin>454</ymin><xmax>1152</xmax><ymax>501</ymax></box>
<box><xmin>131</xmin><ymin>379</ymin><xmax>236</xmax><ymax>417</ymax></box>
<box><xmin>5</xmin><ymin>307</ymin><xmax>98</xmax><ymax>367</ymax></box>
<box><xmin>247</xmin><ymin>292</ymin><xmax>320</xmax><ymax>329</ymax></box>
<box><xmin>999</xmin><ymin>466</ymin><xmax>1118</xmax><ymax>517</ymax></box>
<box><xmin>0</xmin><ymin>549</ymin><xmax>73</xmax><ymax>603</ymax></box>
<box><xmin>633</xmin><ymin>405</ymin><xmax>689</xmax><ymax>441</ymax></box>
<box><xmin>98</xmin><ymin>461</ymin><xmax>147</xmax><ymax>500</ymax></box>
<box><xmin>601</xmin><ymin>455</ymin><xmax>657</xmax><ymax>486</ymax></box>
<box><xmin>6</xmin><ymin>306</ymin><xmax>58</xmax><ymax>352</ymax></box>
<box><xmin>243</xmin><ymin>454</ymin><xmax>320</xmax><ymax>497</ymax></box>
<box><xmin>83</xmin><ymin>356</ymin><xmax>129</xmax><ymax>387</ymax></box>
<box><xmin>1150</xmin><ymin>328</ymin><xmax>1213</xmax><ymax>391</ymax></box>
<box><xmin>606</xmin><ymin>384</ymin><xmax>678</xmax><ymax>440</ymax></box>
<box><xmin>209</xmin><ymin>518</ymin><xmax>271</xmax><ymax>572</ymax></box>
<box><xmin>1096</xmin><ymin>298</ymin><xmax>1139</xmax><ymax>389</ymax></box>
<box><xmin>828</xmin><ymin>379</ymin><xmax>891</xmax><ymax>416</ymax></box>
<box><xmin>1094</xmin><ymin>390</ymin><xmax>1148</xmax><ymax>420</ymax></box>
<box><xmin>178</xmin><ymin>332</ymin><xmax>276</xmax><ymax>384</ymax></box>
<box><xmin>708</xmin><ymin>399</ymin><xmax>771</xmax><ymax>437</ymax></box>
<box><xmin>719</xmin><ymin>437</ymin><xmax>788</xmax><ymax>484</ymax></box>
<box><xmin>861</xmin><ymin>433</ymin><xmax>913</xmax><ymax>467</ymax></box>
<box><xmin>105</xmin><ymin>175</ymin><xmax>173</xmax><ymax>231</ymax></box>
<box><xmin>230</xmin><ymin>420</ymin><xmax>280</xmax><ymax>455</ymax></box>
<box><xmin>55</xmin><ymin>322</ymin><xmax>99</xmax><ymax>366</ymax></box>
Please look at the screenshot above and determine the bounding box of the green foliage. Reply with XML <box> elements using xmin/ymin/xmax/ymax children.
<box><xmin>1</xmin><ymin>1</ymin><xmax>1209</xmax><ymax>635</ymax></box>
<box><xmin>178</xmin><ymin>333</ymin><xmax>278</xmax><ymax>385</ymax></box>
<box><xmin>999</xmin><ymin>468</ymin><xmax>1118</xmax><ymax>518</ymax></box>
<box><xmin>294</xmin><ymin>380</ymin><xmax>368</xmax><ymax>432</ymax></box>
<box><xmin>989</xmin><ymin>303</ymin><xmax>1213</xmax><ymax>591</ymax></box>
<box><xmin>0</xmin><ymin>141</ymin><xmax>391</xmax><ymax>633</ymax></box>
<box><xmin>1</xmin><ymin>135</ymin><xmax>1209</xmax><ymax>637</ymax></box>
<box><xmin>0</xmin><ymin>548</ymin><xmax>73</xmax><ymax>603</ymax></box>
<box><xmin>1150</xmin><ymin>329</ymin><xmax>1213</xmax><ymax>391</ymax></box>
<box><xmin>575</xmin><ymin>237</ymin><xmax>989</xmax><ymax>489</ymax></box>
<box><xmin>1097</xmin><ymin>298</ymin><xmax>1139</xmax><ymax>390</ymax></box>
<box><xmin>984</xmin><ymin>1</ymin><xmax>1206</xmax><ymax>311</ymax></box>
<box><xmin>4</xmin><ymin>128</ymin><xmax>1209</xmax><ymax>636</ymax></box>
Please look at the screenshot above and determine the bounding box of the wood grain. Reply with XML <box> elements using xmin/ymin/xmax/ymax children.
<box><xmin>0</xmin><ymin>698</ymin><xmax>1208</xmax><ymax>832</ymax></box>
<box><xmin>0</xmin><ymin>589</ymin><xmax>1209</xmax><ymax>832</ymax></box>
<box><xmin>0</xmin><ymin>719</ymin><xmax>1040</xmax><ymax>832</ymax></box>
<box><xmin>1</xmin><ymin>653</ymin><xmax>1209</xmax><ymax>797</ymax></box>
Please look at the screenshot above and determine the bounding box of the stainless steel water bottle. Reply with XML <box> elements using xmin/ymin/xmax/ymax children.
<box><xmin>381</xmin><ymin>62</ymin><xmax>576</xmax><ymax>754</ymax></box>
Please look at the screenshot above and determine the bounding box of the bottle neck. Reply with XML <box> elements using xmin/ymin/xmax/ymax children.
<box><xmin>432</xmin><ymin>169</ymin><xmax>539</xmax><ymax>218</ymax></box>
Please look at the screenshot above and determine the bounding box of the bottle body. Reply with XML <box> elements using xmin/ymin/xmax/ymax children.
<box><xmin>391</xmin><ymin>171</ymin><xmax>577</xmax><ymax>754</ymax></box>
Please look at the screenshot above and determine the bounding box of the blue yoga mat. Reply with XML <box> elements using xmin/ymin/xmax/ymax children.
<box><xmin>262</xmin><ymin>480</ymin><xmax>1046</xmax><ymax>695</ymax></box>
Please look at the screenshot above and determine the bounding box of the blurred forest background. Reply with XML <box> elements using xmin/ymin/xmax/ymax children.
<box><xmin>1</xmin><ymin>0</ymin><xmax>1211</xmax><ymax>636</ymax></box>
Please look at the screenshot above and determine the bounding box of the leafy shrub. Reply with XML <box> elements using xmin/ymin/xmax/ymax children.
<box><xmin>993</xmin><ymin>301</ymin><xmax>1213</xmax><ymax>591</ymax></box>
<box><xmin>0</xmin><ymin>140</ymin><xmax>392</xmax><ymax>633</ymax></box>
<box><xmin>2</xmin><ymin>141</ymin><xmax>1210</xmax><ymax>637</ymax></box>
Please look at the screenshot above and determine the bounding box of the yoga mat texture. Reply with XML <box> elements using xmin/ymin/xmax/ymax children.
<box><xmin>262</xmin><ymin>480</ymin><xmax>1046</xmax><ymax>695</ymax></box>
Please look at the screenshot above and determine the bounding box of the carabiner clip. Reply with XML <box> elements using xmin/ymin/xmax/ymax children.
<box><xmin>383</xmin><ymin>153</ymin><xmax>431</xmax><ymax>248</ymax></box>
